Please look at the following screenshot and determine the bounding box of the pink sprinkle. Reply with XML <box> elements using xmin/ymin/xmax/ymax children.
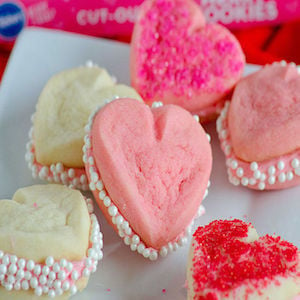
<box><xmin>106</xmin><ymin>288</ymin><xmax>111</xmax><ymax>292</ymax></box>
<box><xmin>162</xmin><ymin>288</ymin><xmax>166</xmax><ymax>293</ymax></box>
<box><xmin>33</xmin><ymin>202</ymin><xmax>37</xmax><ymax>208</ymax></box>
<box><xmin>216</xmin><ymin>40</ymin><xmax>234</xmax><ymax>55</ymax></box>
<box><xmin>230</xmin><ymin>60</ymin><xmax>244</xmax><ymax>73</ymax></box>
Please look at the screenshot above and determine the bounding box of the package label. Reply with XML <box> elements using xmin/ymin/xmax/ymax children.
<box><xmin>0</xmin><ymin>0</ymin><xmax>299</xmax><ymax>44</ymax></box>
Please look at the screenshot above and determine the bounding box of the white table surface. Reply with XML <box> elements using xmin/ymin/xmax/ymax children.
<box><xmin>0</xmin><ymin>28</ymin><xmax>299</xmax><ymax>300</ymax></box>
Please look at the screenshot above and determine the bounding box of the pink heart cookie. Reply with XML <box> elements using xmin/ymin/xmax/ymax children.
<box><xmin>217</xmin><ymin>61</ymin><xmax>300</xmax><ymax>190</ymax></box>
<box><xmin>83</xmin><ymin>98</ymin><xmax>212</xmax><ymax>259</ymax></box>
<box><xmin>130</xmin><ymin>0</ymin><xmax>245</xmax><ymax>120</ymax></box>
<box><xmin>187</xmin><ymin>219</ymin><xmax>300</xmax><ymax>299</ymax></box>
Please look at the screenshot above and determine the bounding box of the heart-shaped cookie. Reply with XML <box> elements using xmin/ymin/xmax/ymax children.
<box><xmin>217</xmin><ymin>61</ymin><xmax>300</xmax><ymax>190</ymax></box>
<box><xmin>26</xmin><ymin>62</ymin><xmax>142</xmax><ymax>190</ymax></box>
<box><xmin>0</xmin><ymin>184</ymin><xmax>103</xmax><ymax>299</ymax></box>
<box><xmin>187</xmin><ymin>219</ymin><xmax>300</xmax><ymax>299</ymax></box>
<box><xmin>130</xmin><ymin>0</ymin><xmax>245</xmax><ymax>119</ymax></box>
<box><xmin>83</xmin><ymin>98</ymin><xmax>212</xmax><ymax>259</ymax></box>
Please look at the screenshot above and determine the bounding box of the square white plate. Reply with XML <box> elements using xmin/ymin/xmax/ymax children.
<box><xmin>0</xmin><ymin>28</ymin><xmax>299</xmax><ymax>300</ymax></box>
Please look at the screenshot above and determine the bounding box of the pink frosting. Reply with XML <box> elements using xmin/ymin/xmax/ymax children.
<box><xmin>130</xmin><ymin>0</ymin><xmax>245</xmax><ymax>117</ymax></box>
<box><xmin>228</xmin><ymin>63</ymin><xmax>300</xmax><ymax>162</ymax></box>
<box><xmin>89</xmin><ymin>98</ymin><xmax>212</xmax><ymax>249</ymax></box>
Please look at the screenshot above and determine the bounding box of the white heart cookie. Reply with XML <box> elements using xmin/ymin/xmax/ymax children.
<box><xmin>26</xmin><ymin>64</ymin><xmax>142</xmax><ymax>190</ymax></box>
<box><xmin>33</xmin><ymin>66</ymin><xmax>141</xmax><ymax>168</ymax></box>
<box><xmin>0</xmin><ymin>184</ymin><xmax>103</xmax><ymax>299</ymax></box>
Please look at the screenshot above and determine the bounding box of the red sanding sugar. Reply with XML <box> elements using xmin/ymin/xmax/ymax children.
<box><xmin>191</xmin><ymin>219</ymin><xmax>298</xmax><ymax>298</ymax></box>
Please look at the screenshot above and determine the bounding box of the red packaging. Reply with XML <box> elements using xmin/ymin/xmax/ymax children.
<box><xmin>0</xmin><ymin>0</ymin><xmax>299</xmax><ymax>49</ymax></box>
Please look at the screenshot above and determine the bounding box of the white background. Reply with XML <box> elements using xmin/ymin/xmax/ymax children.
<box><xmin>0</xmin><ymin>28</ymin><xmax>299</xmax><ymax>300</ymax></box>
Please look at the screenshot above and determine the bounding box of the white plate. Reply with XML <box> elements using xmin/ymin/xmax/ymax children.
<box><xmin>0</xmin><ymin>28</ymin><xmax>299</xmax><ymax>300</ymax></box>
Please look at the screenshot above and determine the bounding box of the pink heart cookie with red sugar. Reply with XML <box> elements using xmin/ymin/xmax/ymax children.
<box><xmin>187</xmin><ymin>219</ymin><xmax>300</xmax><ymax>299</ymax></box>
<box><xmin>130</xmin><ymin>0</ymin><xmax>245</xmax><ymax>120</ymax></box>
<box><xmin>83</xmin><ymin>98</ymin><xmax>212</xmax><ymax>259</ymax></box>
<box><xmin>217</xmin><ymin>62</ymin><xmax>300</xmax><ymax>190</ymax></box>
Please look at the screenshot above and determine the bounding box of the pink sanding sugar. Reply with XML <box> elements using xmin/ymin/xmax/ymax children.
<box><xmin>136</xmin><ymin>0</ymin><xmax>244</xmax><ymax>99</ymax></box>
<box><xmin>131</xmin><ymin>0</ymin><xmax>245</xmax><ymax>117</ymax></box>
